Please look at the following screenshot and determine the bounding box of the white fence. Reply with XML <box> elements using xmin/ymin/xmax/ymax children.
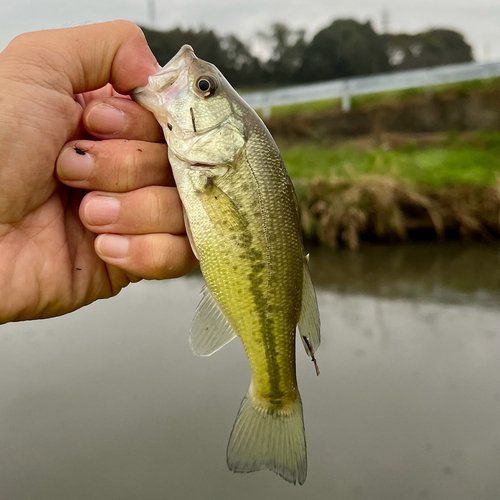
<box><xmin>240</xmin><ymin>61</ymin><xmax>500</xmax><ymax>117</ymax></box>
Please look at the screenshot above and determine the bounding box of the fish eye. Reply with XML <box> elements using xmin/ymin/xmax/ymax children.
<box><xmin>196</xmin><ymin>76</ymin><xmax>217</xmax><ymax>97</ymax></box>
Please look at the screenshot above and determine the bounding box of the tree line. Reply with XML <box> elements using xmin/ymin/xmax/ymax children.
<box><xmin>140</xmin><ymin>19</ymin><xmax>473</xmax><ymax>89</ymax></box>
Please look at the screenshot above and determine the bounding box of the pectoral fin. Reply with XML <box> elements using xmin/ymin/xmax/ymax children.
<box><xmin>199</xmin><ymin>179</ymin><xmax>248</xmax><ymax>235</ymax></box>
<box><xmin>298</xmin><ymin>256</ymin><xmax>321</xmax><ymax>374</ymax></box>
<box><xmin>183</xmin><ymin>208</ymin><xmax>199</xmax><ymax>260</ymax></box>
<box><xmin>190</xmin><ymin>285</ymin><xmax>237</xmax><ymax>356</ymax></box>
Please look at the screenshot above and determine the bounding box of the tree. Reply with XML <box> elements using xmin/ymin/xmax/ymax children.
<box><xmin>297</xmin><ymin>19</ymin><xmax>390</xmax><ymax>82</ymax></box>
<box><xmin>140</xmin><ymin>27</ymin><xmax>264</xmax><ymax>88</ymax></box>
<box><xmin>258</xmin><ymin>23</ymin><xmax>307</xmax><ymax>85</ymax></box>
<box><xmin>384</xmin><ymin>29</ymin><xmax>473</xmax><ymax>70</ymax></box>
<box><xmin>139</xmin><ymin>22</ymin><xmax>474</xmax><ymax>89</ymax></box>
<box><xmin>218</xmin><ymin>35</ymin><xmax>265</xmax><ymax>87</ymax></box>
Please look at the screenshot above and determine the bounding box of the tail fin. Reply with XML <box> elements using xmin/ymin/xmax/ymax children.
<box><xmin>226</xmin><ymin>390</ymin><xmax>307</xmax><ymax>485</ymax></box>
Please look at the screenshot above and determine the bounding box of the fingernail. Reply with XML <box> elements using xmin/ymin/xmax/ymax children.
<box><xmin>86</xmin><ymin>103</ymin><xmax>125</xmax><ymax>135</ymax></box>
<box><xmin>96</xmin><ymin>234</ymin><xmax>129</xmax><ymax>259</ymax></box>
<box><xmin>85</xmin><ymin>195</ymin><xmax>120</xmax><ymax>226</ymax></box>
<box><xmin>57</xmin><ymin>146</ymin><xmax>94</xmax><ymax>181</ymax></box>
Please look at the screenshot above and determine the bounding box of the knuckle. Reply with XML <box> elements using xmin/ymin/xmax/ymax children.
<box><xmin>114</xmin><ymin>21</ymin><xmax>148</xmax><ymax>47</ymax></box>
<box><xmin>9</xmin><ymin>32</ymin><xmax>41</xmax><ymax>51</ymax></box>
<box><xmin>119</xmin><ymin>151</ymin><xmax>139</xmax><ymax>191</ymax></box>
<box><xmin>116</xmin><ymin>20</ymin><xmax>142</xmax><ymax>35</ymax></box>
<box><xmin>146</xmin><ymin>189</ymin><xmax>163</xmax><ymax>230</ymax></box>
<box><xmin>150</xmin><ymin>238</ymin><xmax>174</xmax><ymax>277</ymax></box>
<box><xmin>10</xmin><ymin>32</ymin><xmax>32</xmax><ymax>47</ymax></box>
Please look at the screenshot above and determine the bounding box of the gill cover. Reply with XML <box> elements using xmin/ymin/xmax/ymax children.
<box><xmin>132</xmin><ymin>44</ymin><xmax>246</xmax><ymax>167</ymax></box>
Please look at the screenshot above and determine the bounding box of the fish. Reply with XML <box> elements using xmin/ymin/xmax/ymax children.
<box><xmin>131</xmin><ymin>45</ymin><xmax>320</xmax><ymax>485</ymax></box>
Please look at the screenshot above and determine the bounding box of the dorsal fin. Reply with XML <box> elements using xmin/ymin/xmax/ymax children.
<box><xmin>298</xmin><ymin>256</ymin><xmax>321</xmax><ymax>373</ymax></box>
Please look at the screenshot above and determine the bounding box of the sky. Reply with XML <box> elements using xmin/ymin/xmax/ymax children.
<box><xmin>1</xmin><ymin>0</ymin><xmax>500</xmax><ymax>62</ymax></box>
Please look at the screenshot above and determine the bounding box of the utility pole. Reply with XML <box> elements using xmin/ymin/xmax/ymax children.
<box><xmin>381</xmin><ymin>9</ymin><xmax>390</xmax><ymax>34</ymax></box>
<box><xmin>148</xmin><ymin>0</ymin><xmax>157</xmax><ymax>29</ymax></box>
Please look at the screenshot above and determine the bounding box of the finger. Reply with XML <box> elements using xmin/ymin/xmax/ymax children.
<box><xmin>56</xmin><ymin>139</ymin><xmax>174</xmax><ymax>191</ymax></box>
<box><xmin>95</xmin><ymin>233</ymin><xmax>198</xmax><ymax>280</ymax></box>
<box><xmin>80</xmin><ymin>187</ymin><xmax>185</xmax><ymax>235</ymax></box>
<box><xmin>82</xmin><ymin>96</ymin><xmax>164</xmax><ymax>142</ymax></box>
<box><xmin>6</xmin><ymin>21</ymin><xmax>158</xmax><ymax>94</ymax></box>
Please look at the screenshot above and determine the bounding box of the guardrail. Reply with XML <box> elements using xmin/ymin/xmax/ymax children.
<box><xmin>240</xmin><ymin>61</ymin><xmax>500</xmax><ymax>117</ymax></box>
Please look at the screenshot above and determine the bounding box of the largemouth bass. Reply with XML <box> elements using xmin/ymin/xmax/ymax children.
<box><xmin>132</xmin><ymin>45</ymin><xmax>320</xmax><ymax>485</ymax></box>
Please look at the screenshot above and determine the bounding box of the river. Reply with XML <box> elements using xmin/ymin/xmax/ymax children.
<box><xmin>0</xmin><ymin>243</ymin><xmax>499</xmax><ymax>500</ymax></box>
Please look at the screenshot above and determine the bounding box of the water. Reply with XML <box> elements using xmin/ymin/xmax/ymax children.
<box><xmin>0</xmin><ymin>243</ymin><xmax>499</xmax><ymax>500</ymax></box>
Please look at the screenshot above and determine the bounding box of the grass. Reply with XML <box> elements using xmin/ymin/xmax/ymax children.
<box><xmin>281</xmin><ymin>131</ymin><xmax>500</xmax><ymax>188</ymax></box>
<box><xmin>267</xmin><ymin>98</ymin><xmax>343</xmax><ymax>117</ymax></box>
<box><xmin>351</xmin><ymin>77</ymin><xmax>500</xmax><ymax>109</ymax></box>
<box><xmin>266</xmin><ymin>77</ymin><xmax>500</xmax><ymax>117</ymax></box>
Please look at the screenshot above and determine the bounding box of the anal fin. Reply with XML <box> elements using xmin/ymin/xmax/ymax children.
<box><xmin>190</xmin><ymin>285</ymin><xmax>237</xmax><ymax>356</ymax></box>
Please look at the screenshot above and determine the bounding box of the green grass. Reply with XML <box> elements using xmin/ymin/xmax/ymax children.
<box><xmin>267</xmin><ymin>77</ymin><xmax>500</xmax><ymax>117</ymax></box>
<box><xmin>269</xmin><ymin>98</ymin><xmax>343</xmax><ymax>116</ymax></box>
<box><xmin>281</xmin><ymin>131</ymin><xmax>500</xmax><ymax>187</ymax></box>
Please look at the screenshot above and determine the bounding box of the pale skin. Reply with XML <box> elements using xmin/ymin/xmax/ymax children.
<box><xmin>0</xmin><ymin>21</ymin><xmax>198</xmax><ymax>324</ymax></box>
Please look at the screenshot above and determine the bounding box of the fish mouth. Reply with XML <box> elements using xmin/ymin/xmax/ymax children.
<box><xmin>131</xmin><ymin>44</ymin><xmax>196</xmax><ymax>110</ymax></box>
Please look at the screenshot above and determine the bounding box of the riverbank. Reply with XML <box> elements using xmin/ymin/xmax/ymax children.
<box><xmin>265</xmin><ymin>79</ymin><xmax>500</xmax><ymax>139</ymax></box>
<box><xmin>283</xmin><ymin>131</ymin><xmax>500</xmax><ymax>249</ymax></box>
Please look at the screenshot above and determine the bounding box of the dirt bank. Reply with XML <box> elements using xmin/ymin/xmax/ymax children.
<box><xmin>294</xmin><ymin>177</ymin><xmax>500</xmax><ymax>249</ymax></box>
<box><xmin>267</xmin><ymin>89</ymin><xmax>500</xmax><ymax>142</ymax></box>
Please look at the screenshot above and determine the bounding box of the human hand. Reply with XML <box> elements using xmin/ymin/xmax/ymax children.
<box><xmin>0</xmin><ymin>21</ymin><xmax>197</xmax><ymax>323</ymax></box>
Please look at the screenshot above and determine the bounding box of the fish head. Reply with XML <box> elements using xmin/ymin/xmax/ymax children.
<box><xmin>132</xmin><ymin>45</ymin><xmax>246</xmax><ymax>166</ymax></box>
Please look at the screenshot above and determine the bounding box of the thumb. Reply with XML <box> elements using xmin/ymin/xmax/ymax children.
<box><xmin>3</xmin><ymin>20</ymin><xmax>158</xmax><ymax>95</ymax></box>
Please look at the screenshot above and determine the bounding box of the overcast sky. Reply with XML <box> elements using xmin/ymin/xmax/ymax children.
<box><xmin>1</xmin><ymin>0</ymin><xmax>499</xmax><ymax>61</ymax></box>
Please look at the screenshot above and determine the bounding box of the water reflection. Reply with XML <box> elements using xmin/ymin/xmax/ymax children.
<box><xmin>307</xmin><ymin>242</ymin><xmax>500</xmax><ymax>305</ymax></box>
<box><xmin>0</xmin><ymin>243</ymin><xmax>498</xmax><ymax>500</ymax></box>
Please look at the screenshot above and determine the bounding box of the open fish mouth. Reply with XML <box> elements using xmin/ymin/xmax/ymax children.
<box><xmin>131</xmin><ymin>45</ymin><xmax>196</xmax><ymax>110</ymax></box>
